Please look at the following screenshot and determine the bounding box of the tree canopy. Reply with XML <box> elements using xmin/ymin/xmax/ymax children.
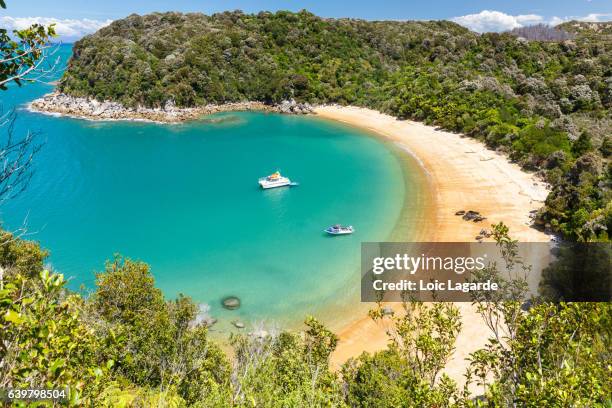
<box><xmin>0</xmin><ymin>20</ymin><xmax>57</xmax><ymax>89</ymax></box>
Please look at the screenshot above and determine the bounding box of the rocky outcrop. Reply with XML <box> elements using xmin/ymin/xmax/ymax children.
<box><xmin>29</xmin><ymin>93</ymin><xmax>313</xmax><ymax>123</ymax></box>
<box><xmin>277</xmin><ymin>99</ymin><xmax>313</xmax><ymax>114</ymax></box>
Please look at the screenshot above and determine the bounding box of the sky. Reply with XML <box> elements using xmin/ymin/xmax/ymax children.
<box><xmin>1</xmin><ymin>0</ymin><xmax>611</xmax><ymax>41</ymax></box>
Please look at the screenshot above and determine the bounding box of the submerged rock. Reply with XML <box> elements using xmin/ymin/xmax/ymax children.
<box><xmin>233</xmin><ymin>320</ymin><xmax>245</xmax><ymax>329</ymax></box>
<box><xmin>222</xmin><ymin>296</ymin><xmax>241</xmax><ymax>310</ymax></box>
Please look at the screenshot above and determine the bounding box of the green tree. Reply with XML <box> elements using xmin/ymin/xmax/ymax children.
<box><xmin>465</xmin><ymin>224</ymin><xmax>611</xmax><ymax>406</ymax></box>
<box><xmin>0</xmin><ymin>231</ymin><xmax>108</xmax><ymax>405</ymax></box>
<box><xmin>1</xmin><ymin>0</ymin><xmax>57</xmax><ymax>89</ymax></box>
<box><xmin>91</xmin><ymin>256</ymin><xmax>231</xmax><ymax>405</ymax></box>
<box><xmin>342</xmin><ymin>302</ymin><xmax>462</xmax><ymax>407</ymax></box>
<box><xmin>229</xmin><ymin>316</ymin><xmax>345</xmax><ymax>407</ymax></box>
<box><xmin>466</xmin><ymin>303</ymin><xmax>611</xmax><ymax>407</ymax></box>
<box><xmin>571</xmin><ymin>131</ymin><xmax>594</xmax><ymax>157</ymax></box>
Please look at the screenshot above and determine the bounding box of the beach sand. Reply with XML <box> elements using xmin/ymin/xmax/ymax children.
<box><xmin>314</xmin><ymin>105</ymin><xmax>551</xmax><ymax>385</ymax></box>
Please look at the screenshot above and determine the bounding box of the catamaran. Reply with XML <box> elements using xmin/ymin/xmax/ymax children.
<box><xmin>258</xmin><ymin>171</ymin><xmax>292</xmax><ymax>189</ymax></box>
<box><xmin>324</xmin><ymin>224</ymin><xmax>354</xmax><ymax>235</ymax></box>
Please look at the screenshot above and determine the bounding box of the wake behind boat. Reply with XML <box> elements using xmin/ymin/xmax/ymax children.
<box><xmin>259</xmin><ymin>171</ymin><xmax>291</xmax><ymax>189</ymax></box>
<box><xmin>324</xmin><ymin>224</ymin><xmax>354</xmax><ymax>235</ymax></box>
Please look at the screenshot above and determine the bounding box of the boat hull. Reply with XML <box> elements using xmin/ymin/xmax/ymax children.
<box><xmin>259</xmin><ymin>178</ymin><xmax>291</xmax><ymax>189</ymax></box>
<box><xmin>324</xmin><ymin>228</ymin><xmax>354</xmax><ymax>235</ymax></box>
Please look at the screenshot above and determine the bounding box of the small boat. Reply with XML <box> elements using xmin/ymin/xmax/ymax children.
<box><xmin>324</xmin><ymin>224</ymin><xmax>354</xmax><ymax>235</ymax></box>
<box><xmin>259</xmin><ymin>171</ymin><xmax>291</xmax><ymax>189</ymax></box>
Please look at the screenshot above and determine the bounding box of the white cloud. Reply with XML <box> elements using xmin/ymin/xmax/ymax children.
<box><xmin>549</xmin><ymin>16</ymin><xmax>567</xmax><ymax>26</ymax></box>
<box><xmin>451</xmin><ymin>10</ymin><xmax>543</xmax><ymax>33</ymax></box>
<box><xmin>515</xmin><ymin>14</ymin><xmax>544</xmax><ymax>26</ymax></box>
<box><xmin>452</xmin><ymin>10</ymin><xmax>612</xmax><ymax>33</ymax></box>
<box><xmin>549</xmin><ymin>13</ymin><xmax>612</xmax><ymax>26</ymax></box>
<box><xmin>0</xmin><ymin>16</ymin><xmax>112</xmax><ymax>41</ymax></box>
<box><xmin>576</xmin><ymin>13</ymin><xmax>612</xmax><ymax>22</ymax></box>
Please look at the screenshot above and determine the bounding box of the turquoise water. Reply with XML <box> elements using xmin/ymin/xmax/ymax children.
<box><xmin>1</xmin><ymin>46</ymin><xmax>422</xmax><ymax>328</ymax></box>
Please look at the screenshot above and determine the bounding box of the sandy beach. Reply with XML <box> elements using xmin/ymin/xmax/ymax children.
<box><xmin>314</xmin><ymin>105</ymin><xmax>551</xmax><ymax>383</ymax></box>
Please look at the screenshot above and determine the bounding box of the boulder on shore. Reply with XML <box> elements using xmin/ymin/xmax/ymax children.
<box><xmin>462</xmin><ymin>210</ymin><xmax>481</xmax><ymax>221</ymax></box>
<box><xmin>277</xmin><ymin>99</ymin><xmax>313</xmax><ymax>114</ymax></box>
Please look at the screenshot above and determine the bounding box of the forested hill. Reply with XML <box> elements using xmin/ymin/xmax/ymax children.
<box><xmin>61</xmin><ymin>11</ymin><xmax>474</xmax><ymax>107</ymax></box>
<box><xmin>60</xmin><ymin>11</ymin><xmax>611</xmax><ymax>241</ymax></box>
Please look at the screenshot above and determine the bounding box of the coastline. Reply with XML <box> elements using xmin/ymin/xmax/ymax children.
<box><xmin>313</xmin><ymin>105</ymin><xmax>551</xmax><ymax>384</ymax></box>
<box><xmin>29</xmin><ymin>93</ymin><xmax>313</xmax><ymax>123</ymax></box>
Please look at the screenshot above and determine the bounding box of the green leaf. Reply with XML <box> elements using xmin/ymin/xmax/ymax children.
<box><xmin>4</xmin><ymin>309</ymin><xmax>24</xmax><ymax>324</ymax></box>
<box><xmin>21</xmin><ymin>297</ymin><xmax>35</xmax><ymax>305</ymax></box>
<box><xmin>49</xmin><ymin>358</ymin><xmax>65</xmax><ymax>375</ymax></box>
<box><xmin>0</xmin><ymin>1</ymin><xmax>6</xmax><ymax>9</ymax></box>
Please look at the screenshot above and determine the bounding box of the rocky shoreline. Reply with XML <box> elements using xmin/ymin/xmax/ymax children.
<box><xmin>29</xmin><ymin>93</ymin><xmax>313</xmax><ymax>123</ymax></box>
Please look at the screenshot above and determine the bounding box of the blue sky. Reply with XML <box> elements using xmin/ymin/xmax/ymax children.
<box><xmin>1</xmin><ymin>0</ymin><xmax>611</xmax><ymax>40</ymax></box>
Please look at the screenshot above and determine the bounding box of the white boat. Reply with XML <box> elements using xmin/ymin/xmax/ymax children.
<box><xmin>324</xmin><ymin>224</ymin><xmax>354</xmax><ymax>235</ymax></box>
<box><xmin>259</xmin><ymin>171</ymin><xmax>291</xmax><ymax>189</ymax></box>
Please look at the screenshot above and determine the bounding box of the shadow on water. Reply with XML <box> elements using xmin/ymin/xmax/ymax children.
<box><xmin>259</xmin><ymin>186</ymin><xmax>291</xmax><ymax>200</ymax></box>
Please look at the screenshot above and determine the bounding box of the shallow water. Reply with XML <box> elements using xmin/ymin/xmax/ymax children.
<box><xmin>1</xmin><ymin>45</ymin><xmax>424</xmax><ymax>329</ymax></box>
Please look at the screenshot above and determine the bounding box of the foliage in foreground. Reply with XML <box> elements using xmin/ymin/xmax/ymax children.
<box><xmin>1</xmin><ymin>229</ymin><xmax>610</xmax><ymax>407</ymax></box>
<box><xmin>0</xmin><ymin>4</ymin><xmax>56</xmax><ymax>89</ymax></box>
<box><xmin>466</xmin><ymin>223</ymin><xmax>612</xmax><ymax>407</ymax></box>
